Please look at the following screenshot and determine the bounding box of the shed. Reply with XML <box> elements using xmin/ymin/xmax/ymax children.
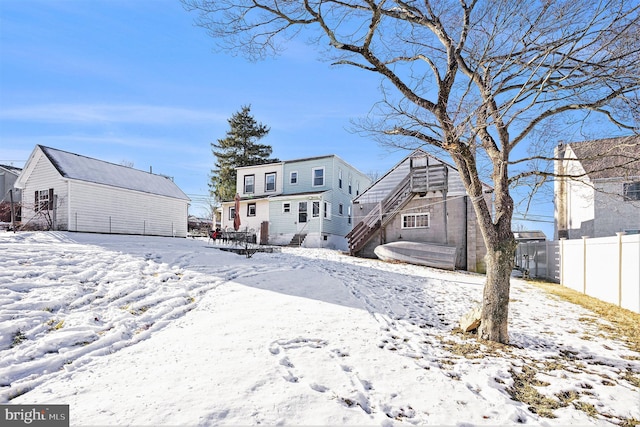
<box><xmin>15</xmin><ymin>145</ymin><xmax>190</xmax><ymax>237</ymax></box>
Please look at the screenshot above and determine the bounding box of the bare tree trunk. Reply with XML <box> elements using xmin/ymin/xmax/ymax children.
<box><xmin>480</xmin><ymin>239</ymin><xmax>516</xmax><ymax>343</ymax></box>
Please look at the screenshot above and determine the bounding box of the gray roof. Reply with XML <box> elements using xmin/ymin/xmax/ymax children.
<box><xmin>567</xmin><ymin>135</ymin><xmax>640</xmax><ymax>180</ymax></box>
<box><xmin>0</xmin><ymin>164</ymin><xmax>22</xmax><ymax>175</ymax></box>
<box><xmin>39</xmin><ymin>145</ymin><xmax>190</xmax><ymax>200</ymax></box>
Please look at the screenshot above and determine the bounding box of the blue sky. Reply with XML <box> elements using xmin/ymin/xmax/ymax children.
<box><xmin>0</xmin><ymin>0</ymin><xmax>554</xmax><ymax>236</ymax></box>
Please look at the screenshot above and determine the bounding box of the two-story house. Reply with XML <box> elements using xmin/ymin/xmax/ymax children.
<box><xmin>554</xmin><ymin>136</ymin><xmax>640</xmax><ymax>239</ymax></box>
<box><xmin>220</xmin><ymin>155</ymin><xmax>371</xmax><ymax>250</ymax></box>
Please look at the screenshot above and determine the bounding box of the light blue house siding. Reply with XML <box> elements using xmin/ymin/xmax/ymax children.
<box><xmin>273</xmin><ymin>155</ymin><xmax>371</xmax><ymax>250</ymax></box>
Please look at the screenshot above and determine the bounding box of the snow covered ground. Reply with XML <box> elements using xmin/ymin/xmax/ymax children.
<box><xmin>0</xmin><ymin>231</ymin><xmax>638</xmax><ymax>426</ymax></box>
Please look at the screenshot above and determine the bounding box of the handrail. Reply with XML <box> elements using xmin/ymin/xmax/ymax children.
<box><xmin>347</xmin><ymin>173</ymin><xmax>413</xmax><ymax>254</ymax></box>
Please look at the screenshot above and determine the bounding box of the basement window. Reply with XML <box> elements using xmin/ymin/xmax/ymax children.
<box><xmin>401</xmin><ymin>213</ymin><xmax>430</xmax><ymax>229</ymax></box>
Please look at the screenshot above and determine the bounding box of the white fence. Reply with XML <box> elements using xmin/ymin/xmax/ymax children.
<box><xmin>559</xmin><ymin>233</ymin><xmax>640</xmax><ymax>313</ymax></box>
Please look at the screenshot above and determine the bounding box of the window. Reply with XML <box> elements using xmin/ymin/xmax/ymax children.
<box><xmin>356</xmin><ymin>181</ymin><xmax>360</xmax><ymax>196</ymax></box>
<box><xmin>229</xmin><ymin>206</ymin><xmax>236</xmax><ymax>220</ymax></box>
<box><xmin>348</xmin><ymin>206</ymin><xmax>352</xmax><ymax>224</ymax></box>
<box><xmin>623</xmin><ymin>181</ymin><xmax>640</xmax><ymax>201</ymax></box>
<box><xmin>348</xmin><ymin>176</ymin><xmax>352</xmax><ymax>195</ymax></box>
<box><xmin>401</xmin><ymin>213</ymin><xmax>430</xmax><ymax>229</ymax></box>
<box><xmin>244</xmin><ymin>175</ymin><xmax>255</xmax><ymax>194</ymax></box>
<box><xmin>312</xmin><ymin>201</ymin><xmax>320</xmax><ymax>218</ymax></box>
<box><xmin>35</xmin><ymin>189</ymin><xmax>53</xmax><ymax>212</ymax></box>
<box><xmin>298</xmin><ymin>201</ymin><xmax>308</xmax><ymax>223</ymax></box>
<box><xmin>312</xmin><ymin>167</ymin><xmax>324</xmax><ymax>187</ymax></box>
<box><xmin>290</xmin><ymin>171</ymin><xmax>298</xmax><ymax>185</ymax></box>
<box><xmin>338</xmin><ymin>169</ymin><xmax>343</xmax><ymax>189</ymax></box>
<box><xmin>247</xmin><ymin>203</ymin><xmax>256</xmax><ymax>217</ymax></box>
<box><xmin>265</xmin><ymin>172</ymin><xmax>276</xmax><ymax>192</ymax></box>
<box><xmin>323</xmin><ymin>201</ymin><xmax>332</xmax><ymax>219</ymax></box>
<box><xmin>283</xmin><ymin>202</ymin><xmax>291</xmax><ymax>213</ymax></box>
<box><xmin>338</xmin><ymin>203</ymin><xmax>344</xmax><ymax>215</ymax></box>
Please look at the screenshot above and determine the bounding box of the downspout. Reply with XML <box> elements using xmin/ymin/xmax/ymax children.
<box><xmin>463</xmin><ymin>195</ymin><xmax>468</xmax><ymax>270</ymax></box>
<box><xmin>443</xmin><ymin>188</ymin><xmax>448</xmax><ymax>244</ymax></box>
<box><xmin>319</xmin><ymin>193</ymin><xmax>324</xmax><ymax>248</ymax></box>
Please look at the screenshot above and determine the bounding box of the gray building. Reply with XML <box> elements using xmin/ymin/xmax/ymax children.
<box><xmin>347</xmin><ymin>149</ymin><xmax>491</xmax><ymax>273</ymax></box>
<box><xmin>0</xmin><ymin>164</ymin><xmax>22</xmax><ymax>223</ymax></box>
<box><xmin>554</xmin><ymin>136</ymin><xmax>640</xmax><ymax>239</ymax></box>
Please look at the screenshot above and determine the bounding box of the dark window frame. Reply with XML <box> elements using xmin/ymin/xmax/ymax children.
<box><xmin>265</xmin><ymin>172</ymin><xmax>276</xmax><ymax>192</ymax></box>
<box><xmin>244</xmin><ymin>174</ymin><xmax>255</xmax><ymax>194</ymax></box>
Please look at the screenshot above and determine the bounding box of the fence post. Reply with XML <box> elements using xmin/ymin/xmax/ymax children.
<box><xmin>617</xmin><ymin>232</ymin><xmax>624</xmax><ymax>307</ymax></box>
<box><xmin>545</xmin><ymin>240</ymin><xmax>550</xmax><ymax>281</ymax></box>
<box><xmin>560</xmin><ymin>238</ymin><xmax>565</xmax><ymax>285</ymax></box>
<box><xmin>582</xmin><ymin>236</ymin><xmax>588</xmax><ymax>294</ymax></box>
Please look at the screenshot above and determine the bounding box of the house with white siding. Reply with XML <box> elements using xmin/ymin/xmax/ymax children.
<box><xmin>220</xmin><ymin>155</ymin><xmax>371</xmax><ymax>250</ymax></box>
<box><xmin>15</xmin><ymin>145</ymin><xmax>190</xmax><ymax>237</ymax></box>
<box><xmin>347</xmin><ymin>149</ymin><xmax>491</xmax><ymax>273</ymax></box>
<box><xmin>554</xmin><ymin>136</ymin><xmax>640</xmax><ymax>239</ymax></box>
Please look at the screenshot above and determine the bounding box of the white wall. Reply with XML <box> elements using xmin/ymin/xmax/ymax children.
<box><xmin>20</xmin><ymin>154</ymin><xmax>68</xmax><ymax>229</ymax></box>
<box><xmin>236</xmin><ymin>163</ymin><xmax>283</xmax><ymax>198</ymax></box>
<box><xmin>68</xmin><ymin>180</ymin><xmax>188</xmax><ymax>237</ymax></box>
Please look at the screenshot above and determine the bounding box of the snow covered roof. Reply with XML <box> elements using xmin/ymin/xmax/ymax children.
<box><xmin>36</xmin><ymin>145</ymin><xmax>190</xmax><ymax>200</ymax></box>
<box><xmin>353</xmin><ymin>148</ymin><xmax>492</xmax><ymax>204</ymax></box>
<box><xmin>0</xmin><ymin>164</ymin><xmax>22</xmax><ymax>175</ymax></box>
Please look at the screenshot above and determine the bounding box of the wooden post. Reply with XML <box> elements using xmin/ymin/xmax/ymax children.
<box><xmin>378</xmin><ymin>201</ymin><xmax>383</xmax><ymax>245</ymax></box>
<box><xmin>443</xmin><ymin>189</ymin><xmax>448</xmax><ymax>244</ymax></box>
<box><xmin>52</xmin><ymin>195</ymin><xmax>57</xmax><ymax>230</ymax></box>
<box><xmin>9</xmin><ymin>189</ymin><xmax>16</xmax><ymax>232</ymax></box>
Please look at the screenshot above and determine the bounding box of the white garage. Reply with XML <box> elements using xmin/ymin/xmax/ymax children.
<box><xmin>15</xmin><ymin>145</ymin><xmax>190</xmax><ymax>237</ymax></box>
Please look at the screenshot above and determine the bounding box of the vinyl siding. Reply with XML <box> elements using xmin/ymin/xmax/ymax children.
<box><xmin>282</xmin><ymin>157</ymin><xmax>334</xmax><ymax>195</ymax></box>
<box><xmin>236</xmin><ymin>163</ymin><xmax>284</xmax><ymax>198</ymax></box>
<box><xmin>20</xmin><ymin>154</ymin><xmax>69</xmax><ymax>229</ymax></box>
<box><xmin>357</xmin><ymin>155</ymin><xmax>467</xmax><ymax>205</ymax></box>
<box><xmin>19</xmin><ymin>147</ymin><xmax>188</xmax><ymax>237</ymax></box>
<box><xmin>281</xmin><ymin>156</ymin><xmax>371</xmax><ymax>238</ymax></box>
<box><xmin>68</xmin><ymin>180</ymin><xmax>188</xmax><ymax>237</ymax></box>
<box><xmin>227</xmin><ymin>155</ymin><xmax>371</xmax><ymax>248</ymax></box>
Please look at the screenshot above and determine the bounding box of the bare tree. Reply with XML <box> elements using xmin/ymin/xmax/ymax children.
<box><xmin>182</xmin><ymin>0</ymin><xmax>640</xmax><ymax>343</ymax></box>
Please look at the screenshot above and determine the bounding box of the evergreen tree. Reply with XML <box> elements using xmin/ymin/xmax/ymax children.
<box><xmin>210</xmin><ymin>105</ymin><xmax>276</xmax><ymax>202</ymax></box>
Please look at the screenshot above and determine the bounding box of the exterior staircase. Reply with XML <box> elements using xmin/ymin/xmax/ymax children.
<box><xmin>288</xmin><ymin>233</ymin><xmax>307</xmax><ymax>247</ymax></box>
<box><xmin>346</xmin><ymin>163</ymin><xmax>448</xmax><ymax>255</ymax></box>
